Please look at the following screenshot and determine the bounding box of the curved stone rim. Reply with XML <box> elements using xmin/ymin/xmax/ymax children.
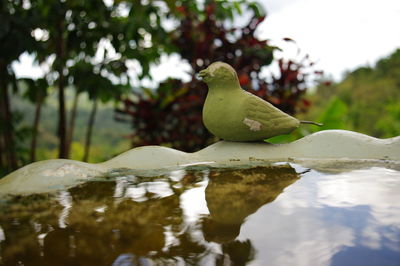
<box><xmin>1</xmin><ymin>130</ymin><xmax>399</xmax><ymax>195</ymax></box>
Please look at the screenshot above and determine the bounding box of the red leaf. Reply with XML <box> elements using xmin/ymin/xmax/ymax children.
<box><xmin>177</xmin><ymin>6</ymin><xmax>186</xmax><ymax>15</ymax></box>
<box><xmin>257</xmin><ymin>16</ymin><xmax>266</xmax><ymax>23</ymax></box>
<box><xmin>239</xmin><ymin>74</ymin><xmax>250</xmax><ymax>86</ymax></box>
<box><xmin>302</xmin><ymin>99</ymin><xmax>311</xmax><ymax>107</ymax></box>
<box><xmin>205</xmin><ymin>4</ymin><xmax>215</xmax><ymax>16</ymax></box>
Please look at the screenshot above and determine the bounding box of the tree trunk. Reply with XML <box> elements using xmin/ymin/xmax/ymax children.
<box><xmin>0</xmin><ymin>60</ymin><xmax>18</xmax><ymax>170</ymax></box>
<box><xmin>30</xmin><ymin>91</ymin><xmax>44</xmax><ymax>162</ymax></box>
<box><xmin>0</xmin><ymin>126</ymin><xmax>4</xmax><ymax>170</ymax></box>
<box><xmin>83</xmin><ymin>99</ymin><xmax>98</xmax><ymax>162</ymax></box>
<box><xmin>56</xmin><ymin>19</ymin><xmax>68</xmax><ymax>159</ymax></box>
<box><xmin>66</xmin><ymin>91</ymin><xmax>79</xmax><ymax>157</ymax></box>
<box><xmin>0</xmin><ymin>73</ymin><xmax>5</xmax><ymax>170</ymax></box>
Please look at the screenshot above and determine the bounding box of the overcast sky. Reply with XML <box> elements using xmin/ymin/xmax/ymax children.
<box><xmin>13</xmin><ymin>0</ymin><xmax>400</xmax><ymax>84</ymax></box>
<box><xmin>257</xmin><ymin>0</ymin><xmax>400</xmax><ymax>80</ymax></box>
<box><xmin>146</xmin><ymin>0</ymin><xmax>400</xmax><ymax>84</ymax></box>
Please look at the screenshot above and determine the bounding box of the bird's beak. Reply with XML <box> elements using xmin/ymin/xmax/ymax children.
<box><xmin>198</xmin><ymin>69</ymin><xmax>208</xmax><ymax>79</ymax></box>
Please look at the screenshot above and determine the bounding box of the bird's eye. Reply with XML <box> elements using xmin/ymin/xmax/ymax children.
<box><xmin>197</xmin><ymin>72</ymin><xmax>207</xmax><ymax>80</ymax></box>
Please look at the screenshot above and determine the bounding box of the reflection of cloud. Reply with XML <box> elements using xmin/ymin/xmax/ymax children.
<box><xmin>242</xmin><ymin>204</ymin><xmax>354</xmax><ymax>266</ymax></box>
<box><xmin>278</xmin><ymin>225</ymin><xmax>354</xmax><ymax>266</ymax></box>
<box><xmin>361</xmin><ymin>225</ymin><xmax>381</xmax><ymax>250</ymax></box>
<box><xmin>240</xmin><ymin>167</ymin><xmax>400</xmax><ymax>265</ymax></box>
<box><xmin>318</xmin><ymin>168</ymin><xmax>400</xmax><ymax>210</ymax></box>
<box><xmin>317</xmin><ymin>167</ymin><xmax>400</xmax><ymax>252</ymax></box>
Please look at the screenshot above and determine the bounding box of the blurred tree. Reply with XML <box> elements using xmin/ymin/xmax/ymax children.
<box><xmin>21</xmin><ymin>78</ymin><xmax>50</xmax><ymax>162</ymax></box>
<box><xmin>30</xmin><ymin>0</ymin><xmax>116</xmax><ymax>158</ymax></box>
<box><xmin>0</xmin><ymin>0</ymin><xmax>38</xmax><ymax>171</ymax></box>
<box><xmin>28</xmin><ymin>0</ymin><xmax>169</xmax><ymax>159</ymax></box>
<box><xmin>69</xmin><ymin>61</ymin><xmax>127</xmax><ymax>162</ymax></box>
<box><xmin>1</xmin><ymin>0</ymin><xmax>178</xmax><ymax>170</ymax></box>
<box><xmin>116</xmin><ymin>0</ymin><xmax>313</xmax><ymax>151</ymax></box>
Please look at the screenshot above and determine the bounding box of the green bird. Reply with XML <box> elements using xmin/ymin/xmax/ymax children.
<box><xmin>198</xmin><ymin>61</ymin><xmax>321</xmax><ymax>141</ymax></box>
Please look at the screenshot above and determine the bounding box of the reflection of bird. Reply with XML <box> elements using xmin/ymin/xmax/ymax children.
<box><xmin>199</xmin><ymin>62</ymin><xmax>321</xmax><ymax>141</ymax></box>
<box><xmin>202</xmin><ymin>165</ymin><xmax>299</xmax><ymax>243</ymax></box>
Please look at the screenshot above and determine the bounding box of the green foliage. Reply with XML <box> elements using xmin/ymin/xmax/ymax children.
<box><xmin>270</xmin><ymin>49</ymin><xmax>400</xmax><ymax>144</ymax></box>
<box><xmin>0</xmin><ymin>1</ymin><xmax>38</xmax><ymax>62</ymax></box>
<box><xmin>304</xmin><ymin>48</ymin><xmax>400</xmax><ymax>138</ymax></box>
<box><xmin>267</xmin><ymin>97</ymin><xmax>350</xmax><ymax>144</ymax></box>
<box><xmin>9</xmin><ymin>111</ymin><xmax>31</xmax><ymax>163</ymax></box>
<box><xmin>316</xmin><ymin>97</ymin><xmax>349</xmax><ymax>130</ymax></box>
<box><xmin>21</xmin><ymin>78</ymin><xmax>50</xmax><ymax>102</ymax></box>
<box><xmin>375</xmin><ymin>102</ymin><xmax>400</xmax><ymax>137</ymax></box>
<box><xmin>0</xmin><ymin>0</ymin><xmax>40</xmax><ymax>173</ymax></box>
<box><xmin>69</xmin><ymin>61</ymin><xmax>125</xmax><ymax>102</ymax></box>
<box><xmin>1</xmin><ymin>0</ymin><xmax>179</xmax><ymax>170</ymax></box>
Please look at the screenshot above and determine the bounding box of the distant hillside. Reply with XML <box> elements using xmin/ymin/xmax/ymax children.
<box><xmin>303</xmin><ymin>48</ymin><xmax>400</xmax><ymax>138</ymax></box>
<box><xmin>13</xmin><ymin>90</ymin><xmax>132</xmax><ymax>163</ymax></box>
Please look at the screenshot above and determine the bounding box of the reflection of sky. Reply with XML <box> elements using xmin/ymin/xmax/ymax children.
<box><xmin>113</xmin><ymin>175</ymin><xmax>176</xmax><ymax>202</ymax></box>
<box><xmin>0</xmin><ymin>227</ymin><xmax>5</xmax><ymax>242</ymax></box>
<box><xmin>238</xmin><ymin>167</ymin><xmax>400</xmax><ymax>266</ymax></box>
<box><xmin>57</xmin><ymin>191</ymin><xmax>72</xmax><ymax>228</ymax></box>
<box><xmin>178</xmin><ymin>169</ymin><xmax>210</xmax><ymax>224</ymax></box>
<box><xmin>180</xmin><ymin>180</ymin><xmax>210</xmax><ymax>224</ymax></box>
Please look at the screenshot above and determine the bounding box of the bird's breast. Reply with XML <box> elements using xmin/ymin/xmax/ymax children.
<box><xmin>203</xmin><ymin>93</ymin><xmax>245</xmax><ymax>137</ymax></box>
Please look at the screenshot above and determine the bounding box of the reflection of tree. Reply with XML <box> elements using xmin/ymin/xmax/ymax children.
<box><xmin>54</xmin><ymin>180</ymin><xmax>188</xmax><ymax>265</ymax></box>
<box><xmin>0</xmin><ymin>193</ymin><xmax>62</xmax><ymax>265</ymax></box>
<box><xmin>0</xmin><ymin>175</ymin><xmax>204</xmax><ymax>265</ymax></box>
<box><xmin>216</xmin><ymin>240</ymin><xmax>255</xmax><ymax>266</ymax></box>
<box><xmin>0</xmin><ymin>165</ymin><xmax>299</xmax><ymax>265</ymax></box>
<box><xmin>157</xmin><ymin>229</ymin><xmax>210</xmax><ymax>265</ymax></box>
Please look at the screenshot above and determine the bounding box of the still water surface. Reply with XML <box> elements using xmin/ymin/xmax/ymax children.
<box><xmin>0</xmin><ymin>163</ymin><xmax>399</xmax><ymax>265</ymax></box>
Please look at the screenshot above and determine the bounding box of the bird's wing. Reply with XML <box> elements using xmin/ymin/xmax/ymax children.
<box><xmin>243</xmin><ymin>92</ymin><xmax>297</xmax><ymax>127</ymax></box>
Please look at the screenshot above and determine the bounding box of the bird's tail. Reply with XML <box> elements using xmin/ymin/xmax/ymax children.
<box><xmin>300</xmin><ymin>120</ymin><xmax>323</xmax><ymax>126</ymax></box>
